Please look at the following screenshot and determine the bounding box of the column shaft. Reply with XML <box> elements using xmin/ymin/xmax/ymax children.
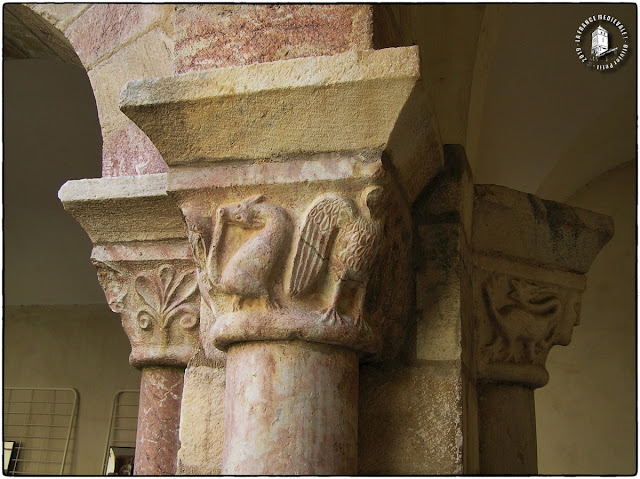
<box><xmin>222</xmin><ymin>340</ymin><xmax>358</xmax><ymax>475</ymax></box>
<box><xmin>477</xmin><ymin>383</ymin><xmax>537</xmax><ymax>474</ymax></box>
<box><xmin>134</xmin><ymin>367</ymin><xmax>184</xmax><ymax>475</ymax></box>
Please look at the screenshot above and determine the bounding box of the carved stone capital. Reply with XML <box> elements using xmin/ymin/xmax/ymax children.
<box><xmin>93</xmin><ymin>254</ymin><xmax>200</xmax><ymax>368</ymax></box>
<box><xmin>118</xmin><ymin>48</ymin><xmax>435</xmax><ymax>362</ymax></box>
<box><xmin>474</xmin><ymin>258</ymin><xmax>584</xmax><ymax>388</ymax></box>
<box><xmin>471</xmin><ymin>184</ymin><xmax>614</xmax><ymax>388</ymax></box>
<box><xmin>59</xmin><ymin>174</ymin><xmax>200</xmax><ymax>368</ymax></box>
<box><xmin>177</xmin><ymin>164</ymin><xmax>411</xmax><ymax>361</ymax></box>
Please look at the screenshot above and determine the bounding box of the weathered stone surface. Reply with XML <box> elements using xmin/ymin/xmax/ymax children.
<box><xmin>88</xmin><ymin>28</ymin><xmax>173</xmax><ymax>138</ymax></box>
<box><xmin>134</xmin><ymin>367</ymin><xmax>184</xmax><ymax>475</ymax></box>
<box><xmin>223</xmin><ymin>340</ymin><xmax>358</xmax><ymax>474</ymax></box>
<box><xmin>471</xmin><ymin>184</ymin><xmax>614</xmax><ymax>474</ymax></box>
<box><xmin>170</xmin><ymin>154</ymin><xmax>411</xmax><ymax>362</ymax></box>
<box><xmin>93</xmin><ymin>259</ymin><xmax>200</xmax><ymax>368</ymax></box>
<box><xmin>173</xmin><ymin>4</ymin><xmax>372</xmax><ymax>74</ymax></box>
<box><xmin>473</xmin><ymin>184</ymin><xmax>614</xmax><ymax>274</ymax></box>
<box><xmin>29</xmin><ymin>3</ymin><xmax>89</xmax><ymax>31</ymax></box>
<box><xmin>359</xmin><ymin>363</ymin><xmax>464</xmax><ymax>474</ymax></box>
<box><xmin>102</xmin><ymin>121</ymin><xmax>167</xmax><ymax>177</ymax></box>
<box><xmin>58</xmin><ymin>174</ymin><xmax>185</xmax><ymax>244</ymax></box>
<box><xmin>121</xmin><ymin>46</ymin><xmax>440</xmax><ymax>202</ymax></box>
<box><xmin>177</xmin><ymin>354</ymin><xmax>225</xmax><ymax>475</ymax></box>
<box><xmin>64</xmin><ymin>4</ymin><xmax>170</xmax><ymax>67</ymax></box>
<box><xmin>473</xmin><ymin>259</ymin><xmax>584</xmax><ymax>388</ymax></box>
<box><xmin>409</xmin><ymin>145</ymin><xmax>477</xmax><ymax>472</ymax></box>
<box><xmin>5</xmin><ymin>4</ymin><xmax>82</xmax><ymax>65</ymax></box>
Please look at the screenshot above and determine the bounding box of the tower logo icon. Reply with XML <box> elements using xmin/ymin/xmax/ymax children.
<box><xmin>575</xmin><ymin>15</ymin><xmax>629</xmax><ymax>71</ymax></box>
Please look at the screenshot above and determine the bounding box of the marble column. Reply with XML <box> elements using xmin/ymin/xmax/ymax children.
<box><xmin>59</xmin><ymin>175</ymin><xmax>200</xmax><ymax>475</ymax></box>
<box><xmin>119</xmin><ymin>46</ymin><xmax>440</xmax><ymax>474</ymax></box>
<box><xmin>471</xmin><ymin>185</ymin><xmax>614</xmax><ymax>474</ymax></box>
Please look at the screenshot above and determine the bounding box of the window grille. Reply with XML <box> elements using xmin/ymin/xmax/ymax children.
<box><xmin>3</xmin><ymin>387</ymin><xmax>78</xmax><ymax>475</ymax></box>
<box><xmin>102</xmin><ymin>390</ymin><xmax>139</xmax><ymax>475</ymax></box>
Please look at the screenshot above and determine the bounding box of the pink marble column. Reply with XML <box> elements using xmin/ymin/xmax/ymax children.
<box><xmin>222</xmin><ymin>340</ymin><xmax>358</xmax><ymax>475</ymax></box>
<box><xmin>134</xmin><ymin>367</ymin><xmax>184</xmax><ymax>475</ymax></box>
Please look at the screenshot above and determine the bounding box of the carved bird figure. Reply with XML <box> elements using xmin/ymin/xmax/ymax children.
<box><xmin>208</xmin><ymin>194</ymin><xmax>290</xmax><ymax>311</ymax></box>
<box><xmin>289</xmin><ymin>186</ymin><xmax>386</xmax><ymax>325</ymax></box>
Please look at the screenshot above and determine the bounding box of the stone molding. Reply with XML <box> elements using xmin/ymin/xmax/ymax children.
<box><xmin>59</xmin><ymin>174</ymin><xmax>200</xmax><ymax>368</ymax></box>
<box><xmin>120</xmin><ymin>46</ymin><xmax>443</xmax><ymax>203</ymax></box>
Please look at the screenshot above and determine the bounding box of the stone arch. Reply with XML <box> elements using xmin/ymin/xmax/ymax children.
<box><xmin>4</xmin><ymin>4</ymin><xmax>84</xmax><ymax>66</ymax></box>
<box><xmin>15</xmin><ymin>4</ymin><xmax>174</xmax><ymax>177</ymax></box>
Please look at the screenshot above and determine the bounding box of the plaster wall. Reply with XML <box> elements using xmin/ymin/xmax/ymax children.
<box><xmin>536</xmin><ymin>161</ymin><xmax>637</xmax><ymax>474</ymax></box>
<box><xmin>3</xmin><ymin>304</ymin><xmax>141</xmax><ymax>475</ymax></box>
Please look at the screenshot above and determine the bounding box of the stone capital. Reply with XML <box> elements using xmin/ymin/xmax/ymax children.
<box><xmin>472</xmin><ymin>185</ymin><xmax>614</xmax><ymax>388</ymax></box>
<box><xmin>117</xmin><ymin>47</ymin><xmax>437</xmax><ymax>362</ymax></box>
<box><xmin>58</xmin><ymin>174</ymin><xmax>200</xmax><ymax>368</ymax></box>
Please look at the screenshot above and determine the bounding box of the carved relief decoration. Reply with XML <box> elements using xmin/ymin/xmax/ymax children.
<box><xmin>182</xmin><ymin>180</ymin><xmax>410</xmax><ymax>359</ymax></box>
<box><xmin>476</xmin><ymin>270</ymin><xmax>582</xmax><ymax>385</ymax></box>
<box><xmin>134</xmin><ymin>264</ymin><xmax>199</xmax><ymax>331</ymax></box>
<box><xmin>93</xmin><ymin>260</ymin><xmax>201</xmax><ymax>368</ymax></box>
<box><xmin>481</xmin><ymin>276</ymin><xmax>563</xmax><ymax>363</ymax></box>
<box><xmin>185</xmin><ymin>194</ymin><xmax>291</xmax><ymax>315</ymax></box>
<box><xmin>289</xmin><ymin>187</ymin><xmax>386</xmax><ymax>329</ymax></box>
<box><xmin>95</xmin><ymin>262</ymin><xmax>128</xmax><ymax>314</ymax></box>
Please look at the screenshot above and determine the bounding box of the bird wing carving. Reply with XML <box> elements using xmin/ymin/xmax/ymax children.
<box><xmin>289</xmin><ymin>194</ymin><xmax>355</xmax><ymax>296</ymax></box>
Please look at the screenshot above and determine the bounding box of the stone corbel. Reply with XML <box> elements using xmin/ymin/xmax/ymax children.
<box><xmin>471</xmin><ymin>184</ymin><xmax>614</xmax><ymax>474</ymax></box>
<box><xmin>119</xmin><ymin>46</ymin><xmax>440</xmax><ymax>474</ymax></box>
<box><xmin>58</xmin><ymin>174</ymin><xmax>199</xmax><ymax>475</ymax></box>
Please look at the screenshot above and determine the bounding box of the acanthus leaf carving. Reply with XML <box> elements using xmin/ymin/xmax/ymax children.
<box><xmin>134</xmin><ymin>264</ymin><xmax>199</xmax><ymax>331</ymax></box>
<box><xmin>93</xmin><ymin>261</ymin><xmax>129</xmax><ymax>314</ymax></box>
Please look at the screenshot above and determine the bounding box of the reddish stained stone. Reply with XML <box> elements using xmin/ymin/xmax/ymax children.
<box><xmin>174</xmin><ymin>5</ymin><xmax>371</xmax><ymax>74</ymax></box>
<box><xmin>102</xmin><ymin>122</ymin><xmax>168</xmax><ymax>177</ymax></box>
<box><xmin>65</xmin><ymin>4</ymin><xmax>165</xmax><ymax>66</ymax></box>
<box><xmin>222</xmin><ymin>340</ymin><xmax>358</xmax><ymax>475</ymax></box>
<box><xmin>134</xmin><ymin>367</ymin><xmax>184</xmax><ymax>476</ymax></box>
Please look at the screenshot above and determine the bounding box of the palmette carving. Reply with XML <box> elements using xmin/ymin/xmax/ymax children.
<box><xmin>289</xmin><ymin>187</ymin><xmax>386</xmax><ymax>328</ymax></box>
<box><xmin>134</xmin><ymin>264</ymin><xmax>199</xmax><ymax>331</ymax></box>
<box><xmin>92</xmin><ymin>260</ymin><xmax>201</xmax><ymax>368</ymax></box>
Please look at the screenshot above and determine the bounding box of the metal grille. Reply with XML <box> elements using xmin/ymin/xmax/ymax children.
<box><xmin>102</xmin><ymin>390</ymin><xmax>139</xmax><ymax>474</ymax></box>
<box><xmin>3</xmin><ymin>388</ymin><xmax>78</xmax><ymax>475</ymax></box>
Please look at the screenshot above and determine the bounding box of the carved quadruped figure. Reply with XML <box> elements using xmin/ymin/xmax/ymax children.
<box><xmin>482</xmin><ymin>277</ymin><xmax>563</xmax><ymax>362</ymax></box>
<box><xmin>289</xmin><ymin>186</ymin><xmax>386</xmax><ymax>327</ymax></box>
<box><xmin>207</xmin><ymin>194</ymin><xmax>291</xmax><ymax>311</ymax></box>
